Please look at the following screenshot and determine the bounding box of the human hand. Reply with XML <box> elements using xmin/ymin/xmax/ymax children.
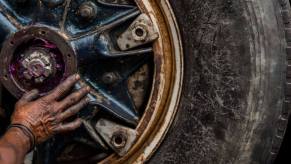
<box><xmin>10</xmin><ymin>74</ymin><xmax>90</xmax><ymax>145</ymax></box>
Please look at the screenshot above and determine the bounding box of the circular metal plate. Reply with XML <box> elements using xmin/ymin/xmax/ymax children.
<box><xmin>0</xmin><ymin>26</ymin><xmax>77</xmax><ymax>98</ymax></box>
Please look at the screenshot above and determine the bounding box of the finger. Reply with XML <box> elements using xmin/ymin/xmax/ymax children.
<box><xmin>58</xmin><ymin>98</ymin><xmax>89</xmax><ymax>122</ymax></box>
<box><xmin>53</xmin><ymin>119</ymin><xmax>82</xmax><ymax>133</ymax></box>
<box><xmin>20</xmin><ymin>89</ymin><xmax>39</xmax><ymax>103</ymax></box>
<box><xmin>46</xmin><ymin>74</ymin><xmax>80</xmax><ymax>101</ymax></box>
<box><xmin>58</xmin><ymin>86</ymin><xmax>90</xmax><ymax>111</ymax></box>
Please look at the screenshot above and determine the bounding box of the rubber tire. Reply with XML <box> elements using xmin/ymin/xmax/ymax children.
<box><xmin>150</xmin><ymin>0</ymin><xmax>291</xmax><ymax>163</ymax></box>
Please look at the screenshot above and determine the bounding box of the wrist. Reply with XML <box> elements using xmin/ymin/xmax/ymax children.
<box><xmin>7</xmin><ymin>124</ymin><xmax>35</xmax><ymax>152</ymax></box>
<box><xmin>5</xmin><ymin>127</ymin><xmax>32</xmax><ymax>153</ymax></box>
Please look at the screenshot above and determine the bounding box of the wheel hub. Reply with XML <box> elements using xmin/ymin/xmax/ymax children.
<box><xmin>0</xmin><ymin>27</ymin><xmax>77</xmax><ymax>97</ymax></box>
<box><xmin>21</xmin><ymin>49</ymin><xmax>55</xmax><ymax>83</ymax></box>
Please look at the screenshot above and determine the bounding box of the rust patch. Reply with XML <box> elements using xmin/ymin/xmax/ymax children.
<box><xmin>128</xmin><ymin>64</ymin><xmax>151</xmax><ymax>111</ymax></box>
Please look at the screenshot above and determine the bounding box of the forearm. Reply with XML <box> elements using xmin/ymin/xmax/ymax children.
<box><xmin>0</xmin><ymin>75</ymin><xmax>87</xmax><ymax>164</ymax></box>
<box><xmin>0</xmin><ymin>128</ymin><xmax>31</xmax><ymax>164</ymax></box>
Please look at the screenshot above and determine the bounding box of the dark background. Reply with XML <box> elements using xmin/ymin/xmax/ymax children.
<box><xmin>275</xmin><ymin>118</ymin><xmax>291</xmax><ymax>163</ymax></box>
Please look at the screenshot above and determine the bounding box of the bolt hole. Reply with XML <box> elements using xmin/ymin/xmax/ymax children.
<box><xmin>68</xmin><ymin>54</ymin><xmax>71</xmax><ymax>57</ymax></box>
<box><xmin>114</xmin><ymin>135</ymin><xmax>124</xmax><ymax>145</ymax></box>
<box><xmin>111</xmin><ymin>132</ymin><xmax>127</xmax><ymax>149</ymax></box>
<box><xmin>135</xmin><ymin>28</ymin><xmax>145</xmax><ymax>37</ymax></box>
<box><xmin>10</xmin><ymin>41</ymin><xmax>14</xmax><ymax>45</ymax></box>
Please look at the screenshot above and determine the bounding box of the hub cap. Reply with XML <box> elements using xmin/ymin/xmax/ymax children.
<box><xmin>0</xmin><ymin>27</ymin><xmax>76</xmax><ymax>96</ymax></box>
<box><xmin>22</xmin><ymin>49</ymin><xmax>54</xmax><ymax>83</ymax></box>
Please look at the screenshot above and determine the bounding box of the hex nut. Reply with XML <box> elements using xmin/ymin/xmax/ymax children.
<box><xmin>78</xmin><ymin>2</ymin><xmax>98</xmax><ymax>21</ymax></box>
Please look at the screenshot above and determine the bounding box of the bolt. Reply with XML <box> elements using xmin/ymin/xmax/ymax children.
<box><xmin>111</xmin><ymin>131</ymin><xmax>127</xmax><ymax>149</ymax></box>
<box><xmin>41</xmin><ymin>0</ymin><xmax>65</xmax><ymax>8</ymax></box>
<box><xmin>102</xmin><ymin>72</ymin><xmax>119</xmax><ymax>85</ymax></box>
<box><xmin>21</xmin><ymin>50</ymin><xmax>54</xmax><ymax>83</ymax></box>
<box><xmin>78</xmin><ymin>2</ymin><xmax>98</xmax><ymax>21</ymax></box>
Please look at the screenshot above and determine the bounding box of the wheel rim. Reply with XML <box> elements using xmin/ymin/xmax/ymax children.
<box><xmin>0</xmin><ymin>0</ymin><xmax>183</xmax><ymax>163</ymax></box>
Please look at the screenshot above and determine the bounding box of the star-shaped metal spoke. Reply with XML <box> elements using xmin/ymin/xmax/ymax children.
<box><xmin>68</xmin><ymin>7</ymin><xmax>153</xmax><ymax>126</ymax></box>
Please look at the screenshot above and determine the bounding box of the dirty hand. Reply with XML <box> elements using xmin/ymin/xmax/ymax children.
<box><xmin>10</xmin><ymin>74</ymin><xmax>90</xmax><ymax>146</ymax></box>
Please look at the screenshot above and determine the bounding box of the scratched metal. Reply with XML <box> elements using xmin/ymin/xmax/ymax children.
<box><xmin>0</xmin><ymin>0</ymin><xmax>156</xmax><ymax>163</ymax></box>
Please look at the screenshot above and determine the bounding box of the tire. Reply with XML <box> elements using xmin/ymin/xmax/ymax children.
<box><xmin>151</xmin><ymin>0</ymin><xmax>291</xmax><ymax>163</ymax></box>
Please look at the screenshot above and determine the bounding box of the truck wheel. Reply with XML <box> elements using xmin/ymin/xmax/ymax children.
<box><xmin>0</xmin><ymin>0</ymin><xmax>289</xmax><ymax>164</ymax></box>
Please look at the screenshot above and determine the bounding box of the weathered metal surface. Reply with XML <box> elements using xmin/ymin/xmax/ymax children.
<box><xmin>75</xmin><ymin>80</ymin><xmax>140</xmax><ymax>126</ymax></box>
<box><xmin>128</xmin><ymin>64</ymin><xmax>150</xmax><ymax>110</ymax></box>
<box><xmin>96</xmin><ymin>119</ymin><xmax>137</xmax><ymax>156</ymax></box>
<box><xmin>82</xmin><ymin>119</ymin><xmax>109</xmax><ymax>150</ymax></box>
<box><xmin>0</xmin><ymin>0</ymin><xmax>182</xmax><ymax>163</ymax></box>
<box><xmin>117</xmin><ymin>13</ymin><xmax>159</xmax><ymax>50</ymax></box>
<box><xmin>100</xmin><ymin>0</ymin><xmax>183</xmax><ymax>163</ymax></box>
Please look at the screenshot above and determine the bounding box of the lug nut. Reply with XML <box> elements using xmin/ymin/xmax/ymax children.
<box><xmin>41</xmin><ymin>0</ymin><xmax>65</xmax><ymax>8</ymax></box>
<box><xmin>78</xmin><ymin>1</ymin><xmax>98</xmax><ymax>21</ymax></box>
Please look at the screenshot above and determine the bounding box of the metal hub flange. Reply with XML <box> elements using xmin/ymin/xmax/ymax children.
<box><xmin>0</xmin><ymin>26</ymin><xmax>77</xmax><ymax>97</ymax></box>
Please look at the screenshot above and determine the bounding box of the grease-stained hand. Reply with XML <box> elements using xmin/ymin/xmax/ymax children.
<box><xmin>11</xmin><ymin>74</ymin><xmax>90</xmax><ymax>144</ymax></box>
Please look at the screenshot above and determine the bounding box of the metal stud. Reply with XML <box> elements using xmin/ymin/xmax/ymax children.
<box><xmin>78</xmin><ymin>2</ymin><xmax>98</xmax><ymax>21</ymax></box>
<box><xmin>82</xmin><ymin>120</ymin><xmax>109</xmax><ymax>150</ymax></box>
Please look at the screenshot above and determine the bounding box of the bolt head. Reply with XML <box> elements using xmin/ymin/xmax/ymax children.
<box><xmin>78</xmin><ymin>2</ymin><xmax>97</xmax><ymax>21</ymax></box>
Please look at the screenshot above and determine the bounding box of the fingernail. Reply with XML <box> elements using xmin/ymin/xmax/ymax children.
<box><xmin>75</xmin><ymin>74</ymin><xmax>80</xmax><ymax>80</ymax></box>
<box><xmin>86</xmin><ymin>86</ymin><xmax>91</xmax><ymax>92</ymax></box>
